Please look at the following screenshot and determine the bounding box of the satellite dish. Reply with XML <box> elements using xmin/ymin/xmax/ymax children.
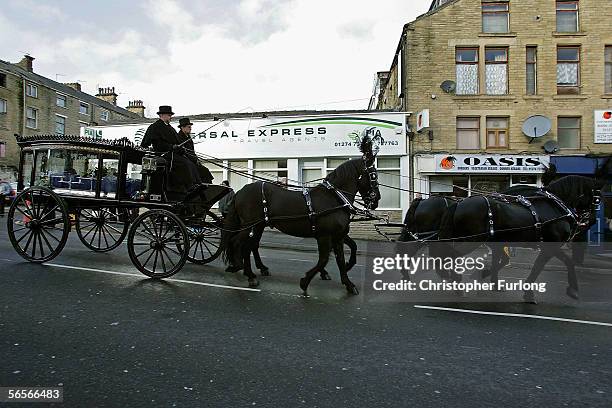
<box><xmin>522</xmin><ymin>115</ymin><xmax>551</xmax><ymax>140</ymax></box>
<box><xmin>543</xmin><ymin>140</ymin><xmax>559</xmax><ymax>154</ymax></box>
<box><xmin>440</xmin><ymin>80</ymin><xmax>456</xmax><ymax>94</ymax></box>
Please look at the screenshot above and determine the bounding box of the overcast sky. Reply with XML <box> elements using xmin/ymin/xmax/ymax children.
<box><xmin>0</xmin><ymin>0</ymin><xmax>431</xmax><ymax>117</ymax></box>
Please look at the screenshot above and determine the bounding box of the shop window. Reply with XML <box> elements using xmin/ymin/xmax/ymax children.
<box><xmin>26</xmin><ymin>107</ymin><xmax>38</xmax><ymax>129</ymax></box>
<box><xmin>456</xmin><ymin>48</ymin><xmax>479</xmax><ymax>95</ymax></box>
<box><xmin>557</xmin><ymin>117</ymin><xmax>581</xmax><ymax>149</ymax></box>
<box><xmin>55</xmin><ymin>115</ymin><xmax>66</xmax><ymax>135</ymax></box>
<box><xmin>26</xmin><ymin>83</ymin><xmax>37</xmax><ymax>98</ymax></box>
<box><xmin>606</xmin><ymin>46</ymin><xmax>612</xmax><ymax>94</ymax></box>
<box><xmin>254</xmin><ymin>159</ymin><xmax>288</xmax><ymax>184</ymax></box>
<box><xmin>511</xmin><ymin>175</ymin><xmax>537</xmax><ymax>185</ymax></box>
<box><xmin>557</xmin><ymin>46</ymin><xmax>580</xmax><ymax>94</ymax></box>
<box><xmin>229</xmin><ymin>161</ymin><xmax>250</xmax><ymax>192</ymax></box>
<box><xmin>471</xmin><ymin>175</ymin><xmax>510</xmax><ymax>194</ymax></box>
<box><xmin>0</xmin><ymin>73</ymin><xmax>6</xmax><ymax>87</ymax></box>
<box><xmin>301</xmin><ymin>159</ymin><xmax>324</xmax><ymax>184</ymax></box>
<box><xmin>485</xmin><ymin>47</ymin><xmax>508</xmax><ymax>95</ymax></box>
<box><xmin>482</xmin><ymin>2</ymin><xmax>509</xmax><ymax>33</ymax></box>
<box><xmin>456</xmin><ymin>117</ymin><xmax>480</xmax><ymax>149</ymax></box>
<box><xmin>486</xmin><ymin>117</ymin><xmax>508</xmax><ymax>148</ymax></box>
<box><xmin>0</xmin><ymin>98</ymin><xmax>6</xmax><ymax>114</ymax></box>
<box><xmin>326</xmin><ymin>158</ymin><xmax>351</xmax><ymax>175</ymax></box>
<box><xmin>207</xmin><ymin>161</ymin><xmax>225</xmax><ymax>185</ymax></box>
<box><xmin>56</xmin><ymin>94</ymin><xmax>67</xmax><ymax>108</ymax></box>
<box><xmin>79</xmin><ymin>101</ymin><xmax>89</xmax><ymax>115</ymax></box>
<box><xmin>526</xmin><ymin>46</ymin><xmax>537</xmax><ymax>95</ymax></box>
<box><xmin>556</xmin><ymin>1</ymin><xmax>579</xmax><ymax>32</ymax></box>
<box><xmin>429</xmin><ymin>176</ymin><xmax>469</xmax><ymax>198</ymax></box>
<box><xmin>377</xmin><ymin>157</ymin><xmax>400</xmax><ymax>209</ymax></box>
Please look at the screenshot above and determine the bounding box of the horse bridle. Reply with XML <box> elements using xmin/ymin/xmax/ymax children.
<box><xmin>359</xmin><ymin>160</ymin><xmax>379</xmax><ymax>209</ymax></box>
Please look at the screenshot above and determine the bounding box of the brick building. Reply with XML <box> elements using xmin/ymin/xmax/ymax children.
<box><xmin>375</xmin><ymin>0</ymin><xmax>612</xmax><ymax>242</ymax></box>
<box><xmin>0</xmin><ymin>55</ymin><xmax>145</xmax><ymax>173</ymax></box>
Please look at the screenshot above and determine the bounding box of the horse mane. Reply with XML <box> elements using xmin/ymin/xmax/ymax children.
<box><xmin>546</xmin><ymin>175</ymin><xmax>595</xmax><ymax>206</ymax></box>
<box><xmin>325</xmin><ymin>158</ymin><xmax>361</xmax><ymax>184</ymax></box>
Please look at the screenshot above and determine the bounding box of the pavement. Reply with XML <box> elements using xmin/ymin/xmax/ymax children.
<box><xmin>1</xmin><ymin>222</ymin><xmax>612</xmax><ymax>407</ymax></box>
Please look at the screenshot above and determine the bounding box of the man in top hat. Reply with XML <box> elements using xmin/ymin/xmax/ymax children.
<box><xmin>141</xmin><ymin>106</ymin><xmax>202</xmax><ymax>192</ymax></box>
<box><xmin>177</xmin><ymin>118</ymin><xmax>214</xmax><ymax>184</ymax></box>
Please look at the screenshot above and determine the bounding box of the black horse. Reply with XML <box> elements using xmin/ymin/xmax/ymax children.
<box><xmin>221</xmin><ymin>139</ymin><xmax>381</xmax><ymax>294</ymax></box>
<box><xmin>437</xmin><ymin>175</ymin><xmax>604</xmax><ymax>302</ymax></box>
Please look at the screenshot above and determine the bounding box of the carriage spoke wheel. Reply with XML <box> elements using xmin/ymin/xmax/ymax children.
<box><xmin>186</xmin><ymin>210</ymin><xmax>223</xmax><ymax>264</ymax></box>
<box><xmin>127</xmin><ymin>210</ymin><xmax>188</xmax><ymax>278</ymax></box>
<box><xmin>7</xmin><ymin>186</ymin><xmax>69</xmax><ymax>263</ymax></box>
<box><xmin>76</xmin><ymin>207</ymin><xmax>129</xmax><ymax>252</ymax></box>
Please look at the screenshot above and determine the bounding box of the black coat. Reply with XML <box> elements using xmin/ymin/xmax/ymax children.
<box><xmin>177</xmin><ymin>130</ymin><xmax>214</xmax><ymax>184</ymax></box>
<box><xmin>141</xmin><ymin>119</ymin><xmax>179</xmax><ymax>152</ymax></box>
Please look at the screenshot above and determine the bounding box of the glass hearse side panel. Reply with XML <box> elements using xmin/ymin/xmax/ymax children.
<box><xmin>32</xmin><ymin>148</ymin><xmax>100</xmax><ymax>197</ymax></box>
<box><xmin>20</xmin><ymin>150</ymin><xmax>34</xmax><ymax>189</ymax></box>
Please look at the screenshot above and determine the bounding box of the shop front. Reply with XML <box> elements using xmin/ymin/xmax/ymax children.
<box><xmin>415</xmin><ymin>153</ymin><xmax>549</xmax><ymax>197</ymax></box>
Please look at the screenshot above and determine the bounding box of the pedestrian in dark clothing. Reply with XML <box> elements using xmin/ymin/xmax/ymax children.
<box><xmin>218</xmin><ymin>180</ymin><xmax>235</xmax><ymax>218</ymax></box>
<box><xmin>140</xmin><ymin>106</ymin><xmax>201</xmax><ymax>193</ymax></box>
<box><xmin>177</xmin><ymin>118</ymin><xmax>214</xmax><ymax>184</ymax></box>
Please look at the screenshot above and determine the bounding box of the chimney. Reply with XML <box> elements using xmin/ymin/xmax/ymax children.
<box><xmin>64</xmin><ymin>82</ymin><xmax>82</xmax><ymax>92</ymax></box>
<box><xmin>96</xmin><ymin>86</ymin><xmax>118</xmax><ymax>106</ymax></box>
<box><xmin>16</xmin><ymin>55</ymin><xmax>35</xmax><ymax>72</ymax></box>
<box><xmin>126</xmin><ymin>100</ymin><xmax>146</xmax><ymax>117</ymax></box>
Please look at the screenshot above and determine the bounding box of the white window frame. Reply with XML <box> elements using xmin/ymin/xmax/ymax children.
<box><xmin>375</xmin><ymin>157</ymin><xmax>401</xmax><ymax>210</ymax></box>
<box><xmin>56</xmin><ymin>93</ymin><xmax>67</xmax><ymax>108</ymax></box>
<box><xmin>79</xmin><ymin>101</ymin><xmax>90</xmax><ymax>115</ymax></box>
<box><xmin>55</xmin><ymin>114</ymin><xmax>67</xmax><ymax>135</ymax></box>
<box><xmin>26</xmin><ymin>83</ymin><xmax>38</xmax><ymax>98</ymax></box>
<box><xmin>0</xmin><ymin>98</ymin><xmax>7</xmax><ymax>114</ymax></box>
<box><xmin>26</xmin><ymin>106</ymin><xmax>38</xmax><ymax>129</ymax></box>
<box><xmin>100</xmin><ymin>109</ymin><xmax>109</xmax><ymax>121</ymax></box>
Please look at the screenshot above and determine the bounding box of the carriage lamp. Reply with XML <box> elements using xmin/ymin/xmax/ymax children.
<box><xmin>142</xmin><ymin>156</ymin><xmax>157</xmax><ymax>172</ymax></box>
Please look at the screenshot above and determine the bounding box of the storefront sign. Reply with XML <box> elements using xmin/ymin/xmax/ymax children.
<box><xmin>83</xmin><ymin>113</ymin><xmax>407</xmax><ymax>159</ymax></box>
<box><xmin>594</xmin><ymin>110</ymin><xmax>612</xmax><ymax>143</ymax></box>
<box><xmin>434</xmin><ymin>154</ymin><xmax>549</xmax><ymax>173</ymax></box>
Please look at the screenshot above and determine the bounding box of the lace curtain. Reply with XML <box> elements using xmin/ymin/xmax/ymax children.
<box><xmin>557</xmin><ymin>63</ymin><xmax>578</xmax><ymax>85</ymax></box>
<box><xmin>485</xmin><ymin>65</ymin><xmax>507</xmax><ymax>95</ymax></box>
<box><xmin>456</xmin><ymin>65</ymin><xmax>478</xmax><ymax>95</ymax></box>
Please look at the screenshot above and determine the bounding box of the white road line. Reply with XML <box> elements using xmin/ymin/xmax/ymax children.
<box><xmin>414</xmin><ymin>305</ymin><xmax>612</xmax><ymax>328</ymax></box>
<box><xmin>43</xmin><ymin>263</ymin><xmax>261</xmax><ymax>292</ymax></box>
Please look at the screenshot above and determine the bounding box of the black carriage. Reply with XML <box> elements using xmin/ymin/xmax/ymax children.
<box><xmin>6</xmin><ymin>134</ymin><xmax>230</xmax><ymax>278</ymax></box>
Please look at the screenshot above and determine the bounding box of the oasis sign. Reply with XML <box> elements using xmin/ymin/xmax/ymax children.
<box><xmin>435</xmin><ymin>154</ymin><xmax>549</xmax><ymax>173</ymax></box>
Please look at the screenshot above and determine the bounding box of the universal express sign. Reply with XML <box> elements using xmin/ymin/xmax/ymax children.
<box><xmin>435</xmin><ymin>154</ymin><xmax>549</xmax><ymax>173</ymax></box>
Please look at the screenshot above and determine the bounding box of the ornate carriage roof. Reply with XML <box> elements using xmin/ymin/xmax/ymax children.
<box><xmin>14</xmin><ymin>133</ymin><xmax>148</xmax><ymax>154</ymax></box>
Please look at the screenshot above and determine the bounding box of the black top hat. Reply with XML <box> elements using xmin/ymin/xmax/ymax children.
<box><xmin>157</xmin><ymin>105</ymin><xmax>174</xmax><ymax>115</ymax></box>
<box><xmin>178</xmin><ymin>117</ymin><xmax>193</xmax><ymax>128</ymax></box>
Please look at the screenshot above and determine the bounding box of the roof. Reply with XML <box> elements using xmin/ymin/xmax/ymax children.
<box><xmin>0</xmin><ymin>59</ymin><xmax>140</xmax><ymax>119</ymax></box>
<box><xmin>103</xmin><ymin>108</ymin><xmax>407</xmax><ymax>126</ymax></box>
<box><xmin>15</xmin><ymin>133</ymin><xmax>146</xmax><ymax>153</ymax></box>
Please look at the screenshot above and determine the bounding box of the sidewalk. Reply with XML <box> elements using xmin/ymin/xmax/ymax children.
<box><xmin>258</xmin><ymin>230</ymin><xmax>612</xmax><ymax>274</ymax></box>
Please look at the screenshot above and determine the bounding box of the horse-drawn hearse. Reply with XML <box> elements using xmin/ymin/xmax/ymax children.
<box><xmin>6</xmin><ymin>134</ymin><xmax>230</xmax><ymax>278</ymax></box>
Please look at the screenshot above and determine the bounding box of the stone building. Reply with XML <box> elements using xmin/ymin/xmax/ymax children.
<box><xmin>0</xmin><ymin>55</ymin><xmax>144</xmax><ymax>172</ymax></box>
<box><xmin>375</xmin><ymin>0</ymin><xmax>612</xmax><ymax>242</ymax></box>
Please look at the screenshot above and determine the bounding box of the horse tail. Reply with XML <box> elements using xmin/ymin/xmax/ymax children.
<box><xmin>221</xmin><ymin>198</ymin><xmax>240</xmax><ymax>265</ymax></box>
<box><xmin>438</xmin><ymin>201</ymin><xmax>458</xmax><ymax>239</ymax></box>
<box><xmin>400</xmin><ymin>197</ymin><xmax>422</xmax><ymax>241</ymax></box>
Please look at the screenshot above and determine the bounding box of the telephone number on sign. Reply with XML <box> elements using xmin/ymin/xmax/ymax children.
<box><xmin>0</xmin><ymin>387</ymin><xmax>63</xmax><ymax>402</ymax></box>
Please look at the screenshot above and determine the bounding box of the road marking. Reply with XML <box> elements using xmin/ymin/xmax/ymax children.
<box><xmin>43</xmin><ymin>263</ymin><xmax>261</xmax><ymax>292</ymax></box>
<box><xmin>414</xmin><ymin>305</ymin><xmax>612</xmax><ymax>328</ymax></box>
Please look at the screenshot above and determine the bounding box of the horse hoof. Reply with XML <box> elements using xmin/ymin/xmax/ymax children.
<box><xmin>299</xmin><ymin>277</ymin><xmax>308</xmax><ymax>292</ymax></box>
<box><xmin>523</xmin><ymin>291</ymin><xmax>537</xmax><ymax>304</ymax></box>
<box><xmin>320</xmin><ymin>270</ymin><xmax>332</xmax><ymax>280</ymax></box>
<box><xmin>259</xmin><ymin>267</ymin><xmax>270</xmax><ymax>277</ymax></box>
<box><xmin>566</xmin><ymin>287</ymin><xmax>579</xmax><ymax>300</ymax></box>
<box><xmin>346</xmin><ymin>285</ymin><xmax>359</xmax><ymax>295</ymax></box>
<box><xmin>248</xmin><ymin>278</ymin><xmax>259</xmax><ymax>288</ymax></box>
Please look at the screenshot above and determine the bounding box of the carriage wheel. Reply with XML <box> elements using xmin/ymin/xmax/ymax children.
<box><xmin>127</xmin><ymin>210</ymin><xmax>188</xmax><ymax>279</ymax></box>
<box><xmin>186</xmin><ymin>210</ymin><xmax>223</xmax><ymax>264</ymax></box>
<box><xmin>76</xmin><ymin>207</ymin><xmax>129</xmax><ymax>252</ymax></box>
<box><xmin>7</xmin><ymin>186</ymin><xmax>70</xmax><ymax>263</ymax></box>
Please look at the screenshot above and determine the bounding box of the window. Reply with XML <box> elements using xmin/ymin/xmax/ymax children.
<box><xmin>253</xmin><ymin>160</ymin><xmax>288</xmax><ymax>183</ymax></box>
<box><xmin>0</xmin><ymin>142</ymin><xmax>5</xmax><ymax>158</ymax></box>
<box><xmin>557</xmin><ymin>117</ymin><xmax>580</xmax><ymax>149</ymax></box>
<box><xmin>456</xmin><ymin>117</ymin><xmax>480</xmax><ymax>149</ymax></box>
<box><xmin>606</xmin><ymin>46</ymin><xmax>612</xmax><ymax>94</ymax></box>
<box><xmin>526</xmin><ymin>46</ymin><xmax>537</xmax><ymax>95</ymax></box>
<box><xmin>100</xmin><ymin>110</ymin><xmax>109</xmax><ymax>121</ymax></box>
<box><xmin>301</xmin><ymin>159</ymin><xmax>324</xmax><ymax>184</ymax></box>
<box><xmin>55</xmin><ymin>115</ymin><xmax>66</xmax><ymax>135</ymax></box>
<box><xmin>0</xmin><ymin>73</ymin><xmax>6</xmax><ymax>87</ymax></box>
<box><xmin>377</xmin><ymin>157</ymin><xmax>400</xmax><ymax>209</ymax></box>
<box><xmin>26</xmin><ymin>107</ymin><xmax>38</xmax><ymax>129</ymax></box>
<box><xmin>79</xmin><ymin>102</ymin><xmax>89</xmax><ymax>115</ymax></box>
<box><xmin>56</xmin><ymin>94</ymin><xmax>67</xmax><ymax>108</ymax></box>
<box><xmin>397</xmin><ymin>50</ymin><xmax>403</xmax><ymax>98</ymax></box>
<box><xmin>0</xmin><ymin>98</ymin><xmax>6</xmax><ymax>114</ymax></box>
<box><xmin>556</xmin><ymin>1</ymin><xmax>579</xmax><ymax>32</ymax></box>
<box><xmin>26</xmin><ymin>83</ymin><xmax>38</xmax><ymax>98</ymax></box>
<box><xmin>557</xmin><ymin>46</ymin><xmax>580</xmax><ymax>94</ymax></box>
<box><xmin>485</xmin><ymin>47</ymin><xmax>508</xmax><ymax>95</ymax></box>
<box><xmin>228</xmin><ymin>161</ymin><xmax>250</xmax><ymax>192</ymax></box>
<box><xmin>456</xmin><ymin>48</ymin><xmax>479</xmax><ymax>95</ymax></box>
<box><xmin>486</xmin><ymin>117</ymin><xmax>509</xmax><ymax>148</ymax></box>
<box><xmin>482</xmin><ymin>2</ymin><xmax>509</xmax><ymax>33</ymax></box>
